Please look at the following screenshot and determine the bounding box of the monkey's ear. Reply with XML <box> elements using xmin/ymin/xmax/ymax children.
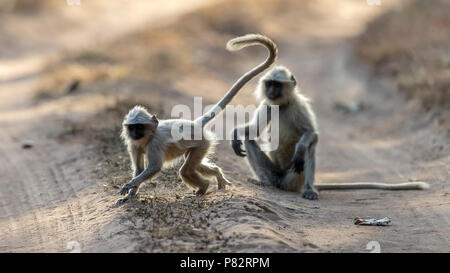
<box><xmin>291</xmin><ymin>75</ymin><xmax>297</xmax><ymax>87</ymax></box>
<box><xmin>151</xmin><ymin>115</ymin><xmax>159</xmax><ymax>125</ymax></box>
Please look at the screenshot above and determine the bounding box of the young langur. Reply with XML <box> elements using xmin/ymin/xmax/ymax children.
<box><xmin>232</xmin><ymin>66</ymin><xmax>429</xmax><ymax>200</ymax></box>
<box><xmin>116</xmin><ymin>34</ymin><xmax>278</xmax><ymax>206</ymax></box>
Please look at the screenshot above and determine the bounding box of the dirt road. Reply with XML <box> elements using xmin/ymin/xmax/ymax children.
<box><xmin>0</xmin><ymin>0</ymin><xmax>448</xmax><ymax>252</ymax></box>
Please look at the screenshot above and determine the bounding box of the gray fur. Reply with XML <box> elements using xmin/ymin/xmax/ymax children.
<box><xmin>233</xmin><ymin>66</ymin><xmax>429</xmax><ymax>200</ymax></box>
<box><xmin>198</xmin><ymin>34</ymin><xmax>277</xmax><ymax>127</ymax></box>
<box><xmin>116</xmin><ymin>34</ymin><xmax>278</xmax><ymax>206</ymax></box>
<box><xmin>123</xmin><ymin>105</ymin><xmax>157</xmax><ymax>125</ymax></box>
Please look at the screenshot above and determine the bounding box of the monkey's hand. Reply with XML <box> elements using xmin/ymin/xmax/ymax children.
<box><xmin>118</xmin><ymin>181</ymin><xmax>137</xmax><ymax>196</ymax></box>
<box><xmin>115</xmin><ymin>182</ymin><xmax>138</xmax><ymax>207</ymax></box>
<box><xmin>231</xmin><ymin>128</ymin><xmax>246</xmax><ymax>157</ymax></box>
<box><xmin>114</xmin><ymin>197</ymin><xmax>129</xmax><ymax>207</ymax></box>
<box><xmin>232</xmin><ymin>139</ymin><xmax>246</xmax><ymax>157</ymax></box>
<box><xmin>291</xmin><ymin>149</ymin><xmax>305</xmax><ymax>173</ymax></box>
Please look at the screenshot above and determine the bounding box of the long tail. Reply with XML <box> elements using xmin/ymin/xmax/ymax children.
<box><xmin>195</xmin><ymin>34</ymin><xmax>278</xmax><ymax>127</ymax></box>
<box><xmin>315</xmin><ymin>181</ymin><xmax>429</xmax><ymax>191</ymax></box>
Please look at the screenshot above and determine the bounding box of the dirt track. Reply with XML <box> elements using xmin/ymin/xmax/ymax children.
<box><xmin>0</xmin><ymin>0</ymin><xmax>449</xmax><ymax>252</ymax></box>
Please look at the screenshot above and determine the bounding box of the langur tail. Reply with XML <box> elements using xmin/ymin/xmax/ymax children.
<box><xmin>196</xmin><ymin>34</ymin><xmax>278</xmax><ymax>128</ymax></box>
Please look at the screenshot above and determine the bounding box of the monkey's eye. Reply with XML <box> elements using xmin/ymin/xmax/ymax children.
<box><xmin>265</xmin><ymin>80</ymin><xmax>282</xmax><ymax>89</ymax></box>
<box><xmin>128</xmin><ymin>124</ymin><xmax>145</xmax><ymax>131</ymax></box>
<box><xmin>272</xmin><ymin>81</ymin><xmax>282</xmax><ymax>89</ymax></box>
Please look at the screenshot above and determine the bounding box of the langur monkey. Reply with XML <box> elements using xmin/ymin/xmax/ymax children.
<box><xmin>232</xmin><ymin>66</ymin><xmax>429</xmax><ymax>200</ymax></box>
<box><xmin>116</xmin><ymin>34</ymin><xmax>278</xmax><ymax>206</ymax></box>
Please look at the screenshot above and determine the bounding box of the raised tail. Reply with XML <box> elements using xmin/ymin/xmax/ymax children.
<box><xmin>196</xmin><ymin>34</ymin><xmax>278</xmax><ymax>127</ymax></box>
<box><xmin>315</xmin><ymin>181</ymin><xmax>429</xmax><ymax>191</ymax></box>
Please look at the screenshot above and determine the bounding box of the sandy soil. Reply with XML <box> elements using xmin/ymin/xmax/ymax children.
<box><xmin>0</xmin><ymin>0</ymin><xmax>448</xmax><ymax>252</ymax></box>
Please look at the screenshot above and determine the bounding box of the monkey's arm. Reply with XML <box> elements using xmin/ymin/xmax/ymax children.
<box><xmin>121</xmin><ymin>147</ymin><xmax>163</xmax><ymax>193</ymax></box>
<box><xmin>291</xmin><ymin>130</ymin><xmax>319</xmax><ymax>199</ymax></box>
<box><xmin>232</xmin><ymin>104</ymin><xmax>271</xmax><ymax>157</ymax></box>
<box><xmin>130</xmin><ymin>147</ymin><xmax>144</xmax><ymax>177</ymax></box>
<box><xmin>116</xmin><ymin>146</ymin><xmax>163</xmax><ymax>206</ymax></box>
<box><xmin>291</xmin><ymin>131</ymin><xmax>318</xmax><ymax>173</ymax></box>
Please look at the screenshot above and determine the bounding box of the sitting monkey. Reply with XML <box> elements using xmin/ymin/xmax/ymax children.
<box><xmin>232</xmin><ymin>66</ymin><xmax>429</xmax><ymax>199</ymax></box>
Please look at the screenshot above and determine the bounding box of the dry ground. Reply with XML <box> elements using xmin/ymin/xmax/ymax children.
<box><xmin>356</xmin><ymin>0</ymin><xmax>450</xmax><ymax>131</ymax></box>
<box><xmin>0</xmin><ymin>0</ymin><xmax>448</xmax><ymax>252</ymax></box>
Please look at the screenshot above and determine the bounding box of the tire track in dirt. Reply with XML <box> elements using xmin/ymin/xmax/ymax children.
<box><xmin>0</xmin><ymin>119</ymin><xmax>129</xmax><ymax>251</ymax></box>
<box><xmin>0</xmin><ymin>130</ymin><xmax>47</xmax><ymax>251</ymax></box>
<box><xmin>47</xmin><ymin>167</ymin><xmax>76</xmax><ymax>226</ymax></box>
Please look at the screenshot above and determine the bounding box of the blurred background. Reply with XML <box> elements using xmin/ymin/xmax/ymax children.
<box><xmin>0</xmin><ymin>0</ymin><xmax>448</xmax><ymax>253</ymax></box>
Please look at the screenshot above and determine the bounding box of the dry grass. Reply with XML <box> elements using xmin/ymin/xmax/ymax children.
<box><xmin>123</xmin><ymin>192</ymin><xmax>239</xmax><ymax>252</ymax></box>
<box><xmin>355</xmin><ymin>0</ymin><xmax>450</xmax><ymax>130</ymax></box>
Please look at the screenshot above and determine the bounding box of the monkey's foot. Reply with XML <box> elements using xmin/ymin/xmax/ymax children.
<box><xmin>302</xmin><ymin>189</ymin><xmax>318</xmax><ymax>200</ymax></box>
<box><xmin>247</xmin><ymin>178</ymin><xmax>261</xmax><ymax>185</ymax></box>
<box><xmin>196</xmin><ymin>188</ymin><xmax>207</xmax><ymax>195</ymax></box>
<box><xmin>217</xmin><ymin>178</ymin><xmax>232</xmax><ymax>189</ymax></box>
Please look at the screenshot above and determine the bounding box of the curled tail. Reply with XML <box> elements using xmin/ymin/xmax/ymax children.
<box><xmin>196</xmin><ymin>34</ymin><xmax>278</xmax><ymax>127</ymax></box>
<box><xmin>315</xmin><ymin>181</ymin><xmax>429</xmax><ymax>191</ymax></box>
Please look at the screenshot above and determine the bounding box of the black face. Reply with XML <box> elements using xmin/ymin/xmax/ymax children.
<box><xmin>127</xmin><ymin>124</ymin><xmax>146</xmax><ymax>140</ymax></box>
<box><xmin>265</xmin><ymin>80</ymin><xmax>283</xmax><ymax>100</ymax></box>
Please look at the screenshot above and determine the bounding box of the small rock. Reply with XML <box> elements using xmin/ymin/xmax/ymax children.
<box><xmin>65</xmin><ymin>79</ymin><xmax>81</xmax><ymax>94</ymax></box>
<box><xmin>22</xmin><ymin>143</ymin><xmax>33</xmax><ymax>149</ymax></box>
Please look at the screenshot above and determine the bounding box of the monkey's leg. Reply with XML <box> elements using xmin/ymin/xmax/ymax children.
<box><xmin>197</xmin><ymin>161</ymin><xmax>231</xmax><ymax>190</ymax></box>
<box><xmin>290</xmin><ymin>132</ymin><xmax>318</xmax><ymax>199</ymax></box>
<box><xmin>300</xmin><ymin>144</ymin><xmax>318</xmax><ymax>200</ymax></box>
<box><xmin>244</xmin><ymin>140</ymin><xmax>284</xmax><ymax>188</ymax></box>
<box><xmin>179</xmin><ymin>146</ymin><xmax>211</xmax><ymax>195</ymax></box>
